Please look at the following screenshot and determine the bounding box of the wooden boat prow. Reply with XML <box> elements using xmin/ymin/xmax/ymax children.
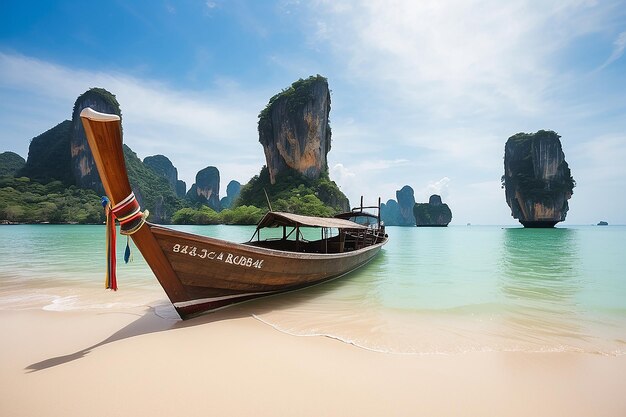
<box><xmin>80</xmin><ymin>107</ymin><xmax>388</xmax><ymax>319</ymax></box>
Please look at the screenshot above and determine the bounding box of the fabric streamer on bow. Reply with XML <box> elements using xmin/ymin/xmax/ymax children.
<box><xmin>101</xmin><ymin>196</ymin><xmax>117</xmax><ymax>290</ymax></box>
<box><xmin>100</xmin><ymin>192</ymin><xmax>148</xmax><ymax>291</ymax></box>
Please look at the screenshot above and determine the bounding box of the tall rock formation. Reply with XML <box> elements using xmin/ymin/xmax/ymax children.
<box><xmin>258</xmin><ymin>75</ymin><xmax>331</xmax><ymax>184</ymax></box>
<box><xmin>123</xmin><ymin>145</ymin><xmax>181</xmax><ymax>224</ymax></box>
<box><xmin>380</xmin><ymin>186</ymin><xmax>418</xmax><ymax>226</ymax></box>
<box><xmin>187</xmin><ymin>166</ymin><xmax>221</xmax><ymax>211</ymax></box>
<box><xmin>220</xmin><ymin>180</ymin><xmax>241</xmax><ymax>209</ymax></box>
<box><xmin>380</xmin><ymin>199</ymin><xmax>402</xmax><ymax>226</ymax></box>
<box><xmin>176</xmin><ymin>180</ymin><xmax>187</xmax><ymax>199</ymax></box>
<box><xmin>414</xmin><ymin>194</ymin><xmax>452</xmax><ymax>227</ymax></box>
<box><xmin>20</xmin><ymin>120</ymin><xmax>74</xmax><ymax>184</ymax></box>
<box><xmin>502</xmin><ymin>130</ymin><xmax>575</xmax><ymax>227</ymax></box>
<box><xmin>71</xmin><ymin>88</ymin><xmax>122</xmax><ymax>193</ymax></box>
<box><xmin>239</xmin><ymin>75</ymin><xmax>349</xmax><ymax>215</ymax></box>
<box><xmin>396</xmin><ymin>185</ymin><xmax>417</xmax><ymax>226</ymax></box>
<box><xmin>144</xmin><ymin>154</ymin><xmax>186</xmax><ymax>198</ymax></box>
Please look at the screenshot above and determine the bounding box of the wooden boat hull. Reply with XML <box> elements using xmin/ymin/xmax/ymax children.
<box><xmin>150</xmin><ymin>225</ymin><xmax>385</xmax><ymax>317</ymax></box>
<box><xmin>79</xmin><ymin>107</ymin><xmax>387</xmax><ymax>319</ymax></box>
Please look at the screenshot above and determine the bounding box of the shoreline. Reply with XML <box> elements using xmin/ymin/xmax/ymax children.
<box><xmin>2</xmin><ymin>308</ymin><xmax>625</xmax><ymax>417</ymax></box>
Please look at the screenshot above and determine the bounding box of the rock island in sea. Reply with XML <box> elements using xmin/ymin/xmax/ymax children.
<box><xmin>238</xmin><ymin>75</ymin><xmax>350</xmax><ymax>214</ymax></box>
<box><xmin>380</xmin><ymin>185</ymin><xmax>416</xmax><ymax>226</ymax></box>
<box><xmin>502</xmin><ymin>130</ymin><xmax>575</xmax><ymax>228</ymax></box>
<box><xmin>413</xmin><ymin>194</ymin><xmax>452</xmax><ymax>227</ymax></box>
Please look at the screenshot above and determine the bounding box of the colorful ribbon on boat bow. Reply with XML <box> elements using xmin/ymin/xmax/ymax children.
<box><xmin>101</xmin><ymin>192</ymin><xmax>149</xmax><ymax>291</ymax></box>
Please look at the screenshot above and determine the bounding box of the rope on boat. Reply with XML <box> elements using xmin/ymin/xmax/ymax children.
<box><xmin>101</xmin><ymin>192</ymin><xmax>149</xmax><ymax>291</ymax></box>
<box><xmin>112</xmin><ymin>192</ymin><xmax>149</xmax><ymax>236</ymax></box>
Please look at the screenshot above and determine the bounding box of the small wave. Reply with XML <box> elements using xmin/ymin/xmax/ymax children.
<box><xmin>0</xmin><ymin>293</ymin><xmax>58</xmax><ymax>311</ymax></box>
<box><xmin>42</xmin><ymin>295</ymin><xmax>146</xmax><ymax>312</ymax></box>
<box><xmin>153</xmin><ymin>303</ymin><xmax>181</xmax><ymax>320</ymax></box>
<box><xmin>252</xmin><ymin>313</ymin><xmax>626</xmax><ymax>357</ymax></box>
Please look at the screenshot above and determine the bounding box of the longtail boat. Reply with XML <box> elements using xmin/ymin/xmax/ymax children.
<box><xmin>80</xmin><ymin>107</ymin><xmax>388</xmax><ymax>319</ymax></box>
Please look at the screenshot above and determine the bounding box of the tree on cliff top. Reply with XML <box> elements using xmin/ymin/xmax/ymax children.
<box><xmin>72</xmin><ymin>88</ymin><xmax>121</xmax><ymax>119</ymax></box>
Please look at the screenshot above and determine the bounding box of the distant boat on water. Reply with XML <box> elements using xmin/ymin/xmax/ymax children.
<box><xmin>597</xmin><ymin>221</ymin><xmax>609</xmax><ymax>226</ymax></box>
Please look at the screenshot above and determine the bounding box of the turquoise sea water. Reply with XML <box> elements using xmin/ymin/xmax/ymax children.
<box><xmin>1</xmin><ymin>224</ymin><xmax>625</xmax><ymax>355</ymax></box>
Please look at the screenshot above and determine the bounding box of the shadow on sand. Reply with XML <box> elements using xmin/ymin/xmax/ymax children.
<box><xmin>23</xmin><ymin>263</ymin><xmax>371</xmax><ymax>373</ymax></box>
<box><xmin>23</xmin><ymin>300</ymin><xmax>280</xmax><ymax>373</ymax></box>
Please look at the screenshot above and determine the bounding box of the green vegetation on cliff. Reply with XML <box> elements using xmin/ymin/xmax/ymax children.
<box><xmin>0</xmin><ymin>176</ymin><xmax>104</xmax><ymax>223</ymax></box>
<box><xmin>236</xmin><ymin>166</ymin><xmax>347</xmax><ymax>217</ymax></box>
<box><xmin>172</xmin><ymin>205</ymin><xmax>264</xmax><ymax>225</ymax></box>
<box><xmin>413</xmin><ymin>202</ymin><xmax>452</xmax><ymax>226</ymax></box>
<box><xmin>123</xmin><ymin>145</ymin><xmax>182</xmax><ymax>223</ymax></box>
<box><xmin>172</xmin><ymin>163</ymin><xmax>348</xmax><ymax>224</ymax></box>
<box><xmin>73</xmin><ymin>88</ymin><xmax>121</xmax><ymax>118</ymax></box>
<box><xmin>0</xmin><ymin>152</ymin><xmax>25</xmax><ymax>177</ymax></box>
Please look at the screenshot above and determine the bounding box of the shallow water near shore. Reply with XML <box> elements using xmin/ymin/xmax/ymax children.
<box><xmin>1</xmin><ymin>224</ymin><xmax>625</xmax><ymax>355</ymax></box>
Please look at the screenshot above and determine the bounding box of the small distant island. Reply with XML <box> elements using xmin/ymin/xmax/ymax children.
<box><xmin>380</xmin><ymin>186</ymin><xmax>452</xmax><ymax>227</ymax></box>
<box><xmin>414</xmin><ymin>195</ymin><xmax>452</xmax><ymax>227</ymax></box>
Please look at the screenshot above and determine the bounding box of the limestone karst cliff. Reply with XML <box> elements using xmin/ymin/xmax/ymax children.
<box><xmin>176</xmin><ymin>180</ymin><xmax>187</xmax><ymax>199</ymax></box>
<box><xmin>71</xmin><ymin>88</ymin><xmax>122</xmax><ymax>193</ymax></box>
<box><xmin>187</xmin><ymin>166</ymin><xmax>221</xmax><ymax>211</ymax></box>
<box><xmin>220</xmin><ymin>180</ymin><xmax>241</xmax><ymax>209</ymax></box>
<box><xmin>19</xmin><ymin>120</ymin><xmax>73</xmax><ymax>184</ymax></box>
<box><xmin>380</xmin><ymin>186</ymin><xmax>420</xmax><ymax>226</ymax></box>
<box><xmin>123</xmin><ymin>145</ymin><xmax>181</xmax><ymax>224</ymax></box>
<box><xmin>414</xmin><ymin>194</ymin><xmax>452</xmax><ymax>227</ymax></box>
<box><xmin>258</xmin><ymin>75</ymin><xmax>331</xmax><ymax>184</ymax></box>
<box><xmin>144</xmin><ymin>154</ymin><xmax>187</xmax><ymax>198</ymax></box>
<box><xmin>239</xmin><ymin>75</ymin><xmax>349</xmax><ymax>215</ymax></box>
<box><xmin>502</xmin><ymin>130</ymin><xmax>575</xmax><ymax>227</ymax></box>
<box><xmin>396</xmin><ymin>185</ymin><xmax>417</xmax><ymax>226</ymax></box>
<box><xmin>380</xmin><ymin>199</ymin><xmax>401</xmax><ymax>226</ymax></box>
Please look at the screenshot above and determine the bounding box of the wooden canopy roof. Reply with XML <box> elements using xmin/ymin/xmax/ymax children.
<box><xmin>256</xmin><ymin>211</ymin><xmax>368</xmax><ymax>230</ymax></box>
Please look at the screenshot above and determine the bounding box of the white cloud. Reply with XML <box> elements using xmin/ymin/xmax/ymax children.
<box><xmin>569</xmin><ymin>134</ymin><xmax>626</xmax><ymax>182</ymax></box>
<box><xmin>600</xmin><ymin>30</ymin><xmax>626</xmax><ymax>68</ymax></box>
<box><xmin>304</xmin><ymin>0</ymin><xmax>624</xmax><ymax>137</ymax></box>
<box><xmin>426</xmin><ymin>177</ymin><xmax>451</xmax><ymax>200</ymax></box>
<box><xmin>329</xmin><ymin>163</ymin><xmax>355</xmax><ymax>183</ymax></box>
<box><xmin>329</xmin><ymin>159</ymin><xmax>411</xmax><ymax>208</ymax></box>
<box><xmin>309</xmin><ymin>0</ymin><xmax>569</xmax><ymax>115</ymax></box>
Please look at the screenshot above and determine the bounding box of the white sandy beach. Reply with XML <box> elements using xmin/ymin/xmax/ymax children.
<box><xmin>1</xmin><ymin>308</ymin><xmax>625</xmax><ymax>417</ymax></box>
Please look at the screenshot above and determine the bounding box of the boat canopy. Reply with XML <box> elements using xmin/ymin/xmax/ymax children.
<box><xmin>256</xmin><ymin>211</ymin><xmax>368</xmax><ymax>230</ymax></box>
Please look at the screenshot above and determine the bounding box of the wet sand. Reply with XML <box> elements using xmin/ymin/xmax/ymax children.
<box><xmin>1</xmin><ymin>308</ymin><xmax>625</xmax><ymax>417</ymax></box>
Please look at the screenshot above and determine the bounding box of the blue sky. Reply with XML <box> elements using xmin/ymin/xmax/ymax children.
<box><xmin>1</xmin><ymin>0</ymin><xmax>625</xmax><ymax>225</ymax></box>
